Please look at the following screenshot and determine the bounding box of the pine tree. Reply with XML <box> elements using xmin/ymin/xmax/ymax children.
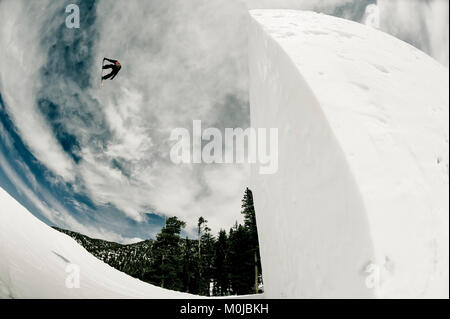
<box><xmin>182</xmin><ymin>237</ymin><xmax>192</xmax><ymax>293</ymax></box>
<box><xmin>241</xmin><ymin>188</ymin><xmax>262</xmax><ymax>294</ymax></box>
<box><xmin>227</xmin><ymin>222</ymin><xmax>253</xmax><ymax>295</ymax></box>
<box><xmin>197</xmin><ymin>217</ymin><xmax>207</xmax><ymax>294</ymax></box>
<box><xmin>200</xmin><ymin>225</ymin><xmax>216</xmax><ymax>296</ymax></box>
<box><xmin>149</xmin><ymin>216</ymin><xmax>186</xmax><ymax>291</ymax></box>
<box><xmin>214</xmin><ymin>229</ymin><xmax>229</xmax><ymax>295</ymax></box>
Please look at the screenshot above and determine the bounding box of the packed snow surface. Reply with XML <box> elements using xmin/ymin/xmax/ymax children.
<box><xmin>249</xmin><ymin>10</ymin><xmax>448</xmax><ymax>298</ymax></box>
<box><xmin>0</xmin><ymin>187</ymin><xmax>193</xmax><ymax>298</ymax></box>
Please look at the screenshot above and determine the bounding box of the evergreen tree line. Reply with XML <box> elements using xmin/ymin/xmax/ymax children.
<box><xmin>145</xmin><ymin>187</ymin><xmax>262</xmax><ymax>296</ymax></box>
<box><xmin>55</xmin><ymin>188</ymin><xmax>263</xmax><ymax>296</ymax></box>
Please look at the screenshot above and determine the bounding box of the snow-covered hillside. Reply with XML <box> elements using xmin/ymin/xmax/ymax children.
<box><xmin>249</xmin><ymin>10</ymin><xmax>449</xmax><ymax>298</ymax></box>
<box><xmin>0</xmin><ymin>187</ymin><xmax>192</xmax><ymax>298</ymax></box>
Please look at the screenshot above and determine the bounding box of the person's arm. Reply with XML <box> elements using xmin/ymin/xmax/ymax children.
<box><xmin>104</xmin><ymin>57</ymin><xmax>117</xmax><ymax>63</ymax></box>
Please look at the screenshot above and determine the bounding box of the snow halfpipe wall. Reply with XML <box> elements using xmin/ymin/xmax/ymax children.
<box><xmin>249</xmin><ymin>10</ymin><xmax>449</xmax><ymax>298</ymax></box>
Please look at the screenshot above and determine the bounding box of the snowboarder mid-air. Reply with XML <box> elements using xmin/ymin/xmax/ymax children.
<box><xmin>102</xmin><ymin>58</ymin><xmax>122</xmax><ymax>81</ymax></box>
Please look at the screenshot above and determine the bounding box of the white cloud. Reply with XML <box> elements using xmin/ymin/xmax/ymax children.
<box><xmin>0</xmin><ymin>0</ymin><xmax>76</xmax><ymax>181</ymax></box>
<box><xmin>0</xmin><ymin>121</ymin><xmax>13</xmax><ymax>149</ymax></box>
<box><xmin>375</xmin><ymin>0</ymin><xmax>449</xmax><ymax>66</ymax></box>
<box><xmin>1</xmin><ymin>0</ymin><xmax>251</xmax><ymax>238</ymax></box>
<box><xmin>363</xmin><ymin>4</ymin><xmax>380</xmax><ymax>28</ymax></box>
<box><xmin>242</xmin><ymin>0</ymin><xmax>354</xmax><ymax>10</ymax></box>
<box><xmin>0</xmin><ymin>148</ymin><xmax>138</xmax><ymax>244</ymax></box>
<box><xmin>78</xmin><ymin>0</ymin><xmax>252</xmax><ymax>231</ymax></box>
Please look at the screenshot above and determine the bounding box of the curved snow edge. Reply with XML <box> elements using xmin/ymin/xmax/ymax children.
<box><xmin>248</xmin><ymin>9</ymin><xmax>449</xmax><ymax>299</ymax></box>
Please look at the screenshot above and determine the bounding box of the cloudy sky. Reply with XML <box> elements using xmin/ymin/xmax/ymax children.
<box><xmin>0</xmin><ymin>0</ymin><xmax>448</xmax><ymax>243</ymax></box>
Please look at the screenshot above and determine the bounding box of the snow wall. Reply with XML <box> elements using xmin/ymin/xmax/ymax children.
<box><xmin>249</xmin><ymin>10</ymin><xmax>449</xmax><ymax>298</ymax></box>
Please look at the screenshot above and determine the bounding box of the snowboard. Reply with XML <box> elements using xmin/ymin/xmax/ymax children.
<box><xmin>101</xmin><ymin>58</ymin><xmax>105</xmax><ymax>88</ymax></box>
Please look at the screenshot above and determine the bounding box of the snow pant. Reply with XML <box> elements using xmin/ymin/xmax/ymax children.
<box><xmin>102</xmin><ymin>65</ymin><xmax>117</xmax><ymax>80</ymax></box>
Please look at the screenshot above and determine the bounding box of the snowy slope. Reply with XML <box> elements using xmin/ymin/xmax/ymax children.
<box><xmin>249</xmin><ymin>10</ymin><xmax>449</xmax><ymax>298</ymax></box>
<box><xmin>0</xmin><ymin>187</ymin><xmax>193</xmax><ymax>298</ymax></box>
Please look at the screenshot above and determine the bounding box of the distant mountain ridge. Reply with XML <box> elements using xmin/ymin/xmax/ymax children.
<box><xmin>53</xmin><ymin>227</ymin><xmax>156</xmax><ymax>280</ymax></box>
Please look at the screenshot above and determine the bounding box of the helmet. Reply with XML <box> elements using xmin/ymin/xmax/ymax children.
<box><xmin>116</xmin><ymin>61</ymin><xmax>121</xmax><ymax>66</ymax></box>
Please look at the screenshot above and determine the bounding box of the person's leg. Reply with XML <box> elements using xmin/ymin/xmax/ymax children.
<box><xmin>102</xmin><ymin>71</ymin><xmax>114</xmax><ymax>80</ymax></box>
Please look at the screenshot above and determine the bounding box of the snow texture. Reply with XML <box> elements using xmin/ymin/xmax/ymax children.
<box><xmin>249</xmin><ymin>10</ymin><xmax>449</xmax><ymax>298</ymax></box>
<box><xmin>0</xmin><ymin>187</ymin><xmax>194</xmax><ymax>298</ymax></box>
